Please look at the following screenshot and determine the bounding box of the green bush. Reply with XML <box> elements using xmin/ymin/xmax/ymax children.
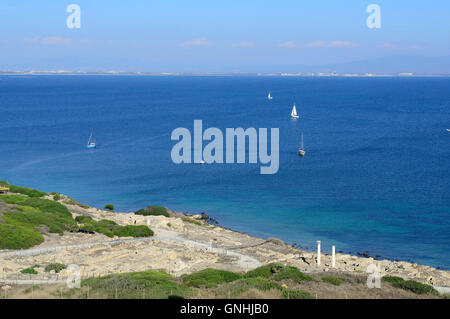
<box><xmin>9</xmin><ymin>185</ymin><xmax>46</xmax><ymax>198</ymax></box>
<box><xmin>183</xmin><ymin>268</ymin><xmax>242</xmax><ymax>288</ymax></box>
<box><xmin>114</xmin><ymin>225</ymin><xmax>154</xmax><ymax>238</ymax></box>
<box><xmin>51</xmin><ymin>192</ymin><xmax>61</xmax><ymax>201</ymax></box>
<box><xmin>0</xmin><ymin>223</ymin><xmax>44</xmax><ymax>249</ymax></box>
<box><xmin>272</xmin><ymin>266</ymin><xmax>315</xmax><ymax>282</ymax></box>
<box><xmin>135</xmin><ymin>206</ymin><xmax>169</xmax><ymax>217</ymax></box>
<box><xmin>244</xmin><ymin>263</ymin><xmax>284</xmax><ymax>278</ymax></box>
<box><xmin>322</xmin><ymin>276</ymin><xmax>342</xmax><ymax>286</ymax></box>
<box><xmin>75</xmin><ymin>215</ymin><xmax>94</xmax><ymax>224</ymax></box>
<box><xmin>45</xmin><ymin>263</ymin><xmax>67</xmax><ymax>273</ymax></box>
<box><xmin>104</xmin><ymin>204</ymin><xmax>114</xmax><ymax>211</ymax></box>
<box><xmin>383</xmin><ymin>276</ymin><xmax>438</xmax><ymax>295</ymax></box>
<box><xmin>244</xmin><ymin>264</ymin><xmax>314</xmax><ymax>282</ymax></box>
<box><xmin>21</xmin><ymin>266</ymin><xmax>39</xmax><ymax>275</ymax></box>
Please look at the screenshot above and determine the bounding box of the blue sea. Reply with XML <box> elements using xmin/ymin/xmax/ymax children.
<box><xmin>0</xmin><ymin>75</ymin><xmax>449</xmax><ymax>269</ymax></box>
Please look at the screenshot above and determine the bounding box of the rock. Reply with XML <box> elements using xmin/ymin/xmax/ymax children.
<box><xmin>266</xmin><ymin>238</ymin><xmax>285</xmax><ymax>246</ymax></box>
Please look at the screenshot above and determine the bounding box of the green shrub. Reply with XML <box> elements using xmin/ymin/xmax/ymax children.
<box><xmin>51</xmin><ymin>192</ymin><xmax>61</xmax><ymax>201</ymax></box>
<box><xmin>272</xmin><ymin>266</ymin><xmax>315</xmax><ymax>282</ymax></box>
<box><xmin>244</xmin><ymin>264</ymin><xmax>314</xmax><ymax>282</ymax></box>
<box><xmin>0</xmin><ymin>223</ymin><xmax>44</xmax><ymax>249</ymax></box>
<box><xmin>75</xmin><ymin>215</ymin><xmax>94</xmax><ymax>224</ymax></box>
<box><xmin>8</xmin><ymin>185</ymin><xmax>46</xmax><ymax>198</ymax></box>
<box><xmin>114</xmin><ymin>225</ymin><xmax>154</xmax><ymax>238</ymax></box>
<box><xmin>104</xmin><ymin>204</ymin><xmax>114</xmax><ymax>211</ymax></box>
<box><xmin>79</xmin><ymin>223</ymin><xmax>96</xmax><ymax>232</ymax></box>
<box><xmin>183</xmin><ymin>268</ymin><xmax>242</xmax><ymax>288</ymax></box>
<box><xmin>45</xmin><ymin>263</ymin><xmax>67</xmax><ymax>273</ymax></box>
<box><xmin>383</xmin><ymin>276</ymin><xmax>438</xmax><ymax>295</ymax></box>
<box><xmin>322</xmin><ymin>276</ymin><xmax>342</xmax><ymax>286</ymax></box>
<box><xmin>244</xmin><ymin>263</ymin><xmax>284</xmax><ymax>278</ymax></box>
<box><xmin>135</xmin><ymin>206</ymin><xmax>169</xmax><ymax>217</ymax></box>
<box><xmin>21</xmin><ymin>266</ymin><xmax>39</xmax><ymax>275</ymax></box>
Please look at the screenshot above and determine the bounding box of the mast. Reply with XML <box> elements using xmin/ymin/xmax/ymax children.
<box><xmin>301</xmin><ymin>132</ymin><xmax>303</xmax><ymax>149</ymax></box>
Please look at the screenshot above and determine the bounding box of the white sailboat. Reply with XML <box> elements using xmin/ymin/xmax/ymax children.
<box><xmin>291</xmin><ymin>103</ymin><xmax>299</xmax><ymax>119</ymax></box>
<box><xmin>298</xmin><ymin>132</ymin><xmax>305</xmax><ymax>157</ymax></box>
<box><xmin>87</xmin><ymin>130</ymin><xmax>96</xmax><ymax>149</ymax></box>
<box><xmin>267</xmin><ymin>92</ymin><xmax>273</xmax><ymax>100</ymax></box>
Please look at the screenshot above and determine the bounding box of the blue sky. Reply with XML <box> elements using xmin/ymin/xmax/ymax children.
<box><xmin>0</xmin><ymin>1</ymin><xmax>449</xmax><ymax>72</ymax></box>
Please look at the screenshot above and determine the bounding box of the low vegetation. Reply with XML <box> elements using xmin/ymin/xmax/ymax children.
<box><xmin>45</xmin><ymin>263</ymin><xmax>67</xmax><ymax>273</ymax></box>
<box><xmin>383</xmin><ymin>276</ymin><xmax>438</xmax><ymax>295</ymax></box>
<box><xmin>322</xmin><ymin>275</ymin><xmax>343</xmax><ymax>286</ymax></box>
<box><xmin>74</xmin><ymin>265</ymin><xmax>314</xmax><ymax>299</ymax></box>
<box><xmin>75</xmin><ymin>215</ymin><xmax>154</xmax><ymax>238</ymax></box>
<box><xmin>0</xmin><ymin>184</ymin><xmax>153</xmax><ymax>250</ymax></box>
<box><xmin>0</xmin><ymin>181</ymin><xmax>46</xmax><ymax>198</ymax></box>
<box><xmin>182</xmin><ymin>217</ymin><xmax>203</xmax><ymax>226</ymax></box>
<box><xmin>20</xmin><ymin>265</ymin><xmax>40</xmax><ymax>275</ymax></box>
<box><xmin>244</xmin><ymin>263</ymin><xmax>314</xmax><ymax>282</ymax></box>
<box><xmin>135</xmin><ymin>206</ymin><xmax>170</xmax><ymax>217</ymax></box>
<box><xmin>104</xmin><ymin>204</ymin><xmax>114</xmax><ymax>211</ymax></box>
<box><xmin>182</xmin><ymin>268</ymin><xmax>241</xmax><ymax>288</ymax></box>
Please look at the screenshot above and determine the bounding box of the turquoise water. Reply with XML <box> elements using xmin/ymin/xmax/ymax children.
<box><xmin>0</xmin><ymin>75</ymin><xmax>449</xmax><ymax>268</ymax></box>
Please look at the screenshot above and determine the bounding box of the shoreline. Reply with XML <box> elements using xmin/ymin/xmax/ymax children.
<box><xmin>1</xmin><ymin>189</ymin><xmax>449</xmax><ymax>289</ymax></box>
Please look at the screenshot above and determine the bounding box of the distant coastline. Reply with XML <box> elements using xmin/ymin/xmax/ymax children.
<box><xmin>1</xmin><ymin>71</ymin><xmax>450</xmax><ymax>77</ymax></box>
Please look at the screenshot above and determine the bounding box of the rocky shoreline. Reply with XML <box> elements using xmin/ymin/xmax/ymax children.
<box><xmin>1</xmin><ymin>193</ymin><xmax>449</xmax><ymax>291</ymax></box>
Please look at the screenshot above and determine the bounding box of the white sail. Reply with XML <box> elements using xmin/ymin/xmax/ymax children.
<box><xmin>268</xmin><ymin>92</ymin><xmax>272</xmax><ymax>100</ymax></box>
<box><xmin>291</xmin><ymin>104</ymin><xmax>299</xmax><ymax>118</ymax></box>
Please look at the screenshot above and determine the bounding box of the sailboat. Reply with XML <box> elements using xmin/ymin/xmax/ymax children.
<box><xmin>86</xmin><ymin>130</ymin><xmax>96</xmax><ymax>149</ymax></box>
<box><xmin>291</xmin><ymin>103</ymin><xmax>299</xmax><ymax>119</ymax></box>
<box><xmin>267</xmin><ymin>92</ymin><xmax>273</xmax><ymax>100</ymax></box>
<box><xmin>447</xmin><ymin>129</ymin><xmax>450</xmax><ymax>132</ymax></box>
<box><xmin>298</xmin><ymin>132</ymin><xmax>306</xmax><ymax>157</ymax></box>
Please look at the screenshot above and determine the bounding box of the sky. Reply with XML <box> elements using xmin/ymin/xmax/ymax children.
<box><xmin>0</xmin><ymin>0</ymin><xmax>449</xmax><ymax>72</ymax></box>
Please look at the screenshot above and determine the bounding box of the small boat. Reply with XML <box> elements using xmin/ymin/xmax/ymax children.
<box><xmin>291</xmin><ymin>103</ymin><xmax>299</xmax><ymax>119</ymax></box>
<box><xmin>267</xmin><ymin>92</ymin><xmax>273</xmax><ymax>100</ymax></box>
<box><xmin>87</xmin><ymin>130</ymin><xmax>96</xmax><ymax>149</ymax></box>
<box><xmin>298</xmin><ymin>132</ymin><xmax>306</xmax><ymax>157</ymax></box>
<box><xmin>200</xmin><ymin>160</ymin><xmax>206</xmax><ymax>165</ymax></box>
<box><xmin>447</xmin><ymin>129</ymin><xmax>450</xmax><ymax>132</ymax></box>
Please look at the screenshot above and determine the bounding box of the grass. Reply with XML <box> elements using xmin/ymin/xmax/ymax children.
<box><xmin>182</xmin><ymin>268</ymin><xmax>242</xmax><ymax>288</ymax></box>
<box><xmin>383</xmin><ymin>276</ymin><xmax>438</xmax><ymax>295</ymax></box>
<box><xmin>135</xmin><ymin>206</ymin><xmax>170</xmax><ymax>217</ymax></box>
<box><xmin>322</xmin><ymin>276</ymin><xmax>343</xmax><ymax>286</ymax></box>
<box><xmin>50</xmin><ymin>192</ymin><xmax>61</xmax><ymax>201</ymax></box>
<box><xmin>45</xmin><ymin>263</ymin><xmax>67</xmax><ymax>273</ymax></box>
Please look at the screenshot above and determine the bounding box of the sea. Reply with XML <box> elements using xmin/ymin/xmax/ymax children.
<box><xmin>0</xmin><ymin>75</ymin><xmax>449</xmax><ymax>269</ymax></box>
